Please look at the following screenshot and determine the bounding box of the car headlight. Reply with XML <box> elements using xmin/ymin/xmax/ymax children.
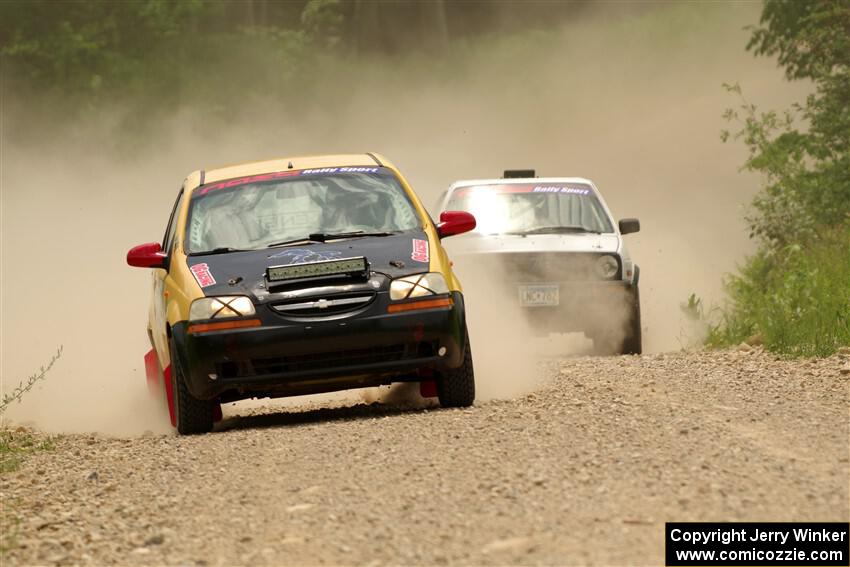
<box><xmin>189</xmin><ymin>296</ymin><xmax>256</xmax><ymax>321</ymax></box>
<box><xmin>390</xmin><ymin>273</ymin><xmax>450</xmax><ymax>300</ymax></box>
<box><xmin>595</xmin><ymin>255</ymin><xmax>619</xmax><ymax>279</ymax></box>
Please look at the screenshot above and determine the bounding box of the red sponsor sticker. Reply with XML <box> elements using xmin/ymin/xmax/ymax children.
<box><xmin>196</xmin><ymin>170</ymin><xmax>301</xmax><ymax>196</ymax></box>
<box><xmin>412</xmin><ymin>238</ymin><xmax>429</xmax><ymax>263</ymax></box>
<box><xmin>190</xmin><ymin>263</ymin><xmax>216</xmax><ymax>287</ymax></box>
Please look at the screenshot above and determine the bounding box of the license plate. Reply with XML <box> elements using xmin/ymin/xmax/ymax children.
<box><xmin>518</xmin><ymin>284</ymin><xmax>559</xmax><ymax>306</ymax></box>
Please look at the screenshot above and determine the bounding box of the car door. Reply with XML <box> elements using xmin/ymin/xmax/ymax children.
<box><xmin>150</xmin><ymin>187</ymin><xmax>185</xmax><ymax>368</ymax></box>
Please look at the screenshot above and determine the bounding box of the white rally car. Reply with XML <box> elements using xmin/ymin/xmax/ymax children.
<box><xmin>437</xmin><ymin>170</ymin><xmax>642</xmax><ymax>354</ymax></box>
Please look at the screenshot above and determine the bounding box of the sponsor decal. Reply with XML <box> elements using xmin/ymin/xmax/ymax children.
<box><xmin>196</xmin><ymin>170</ymin><xmax>300</xmax><ymax>196</ymax></box>
<box><xmin>411</xmin><ymin>238</ymin><xmax>429</xmax><ymax>263</ymax></box>
<box><xmin>267</xmin><ymin>248</ymin><xmax>344</xmax><ymax>264</ymax></box>
<box><xmin>454</xmin><ymin>183</ymin><xmax>592</xmax><ymax>197</ymax></box>
<box><xmin>300</xmin><ymin>167</ymin><xmax>380</xmax><ymax>175</ymax></box>
<box><xmin>531</xmin><ymin>185</ymin><xmax>590</xmax><ymax>195</ymax></box>
<box><xmin>190</xmin><ymin>263</ymin><xmax>217</xmax><ymax>287</ymax></box>
<box><xmin>195</xmin><ymin>167</ymin><xmax>382</xmax><ymax>197</ymax></box>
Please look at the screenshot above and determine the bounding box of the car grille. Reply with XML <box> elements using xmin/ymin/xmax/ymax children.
<box><xmin>270</xmin><ymin>292</ymin><xmax>376</xmax><ymax>317</ymax></box>
<box><xmin>497</xmin><ymin>252</ymin><xmax>621</xmax><ymax>281</ymax></box>
<box><xmin>216</xmin><ymin>342</ymin><xmax>438</xmax><ymax>378</ymax></box>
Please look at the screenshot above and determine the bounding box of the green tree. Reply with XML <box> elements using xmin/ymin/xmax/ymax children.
<box><xmin>713</xmin><ymin>0</ymin><xmax>850</xmax><ymax>356</ymax></box>
<box><xmin>723</xmin><ymin>0</ymin><xmax>850</xmax><ymax>248</ymax></box>
<box><xmin>1</xmin><ymin>1</ymin><xmax>211</xmax><ymax>94</ymax></box>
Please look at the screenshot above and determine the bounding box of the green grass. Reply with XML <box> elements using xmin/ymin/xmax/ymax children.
<box><xmin>0</xmin><ymin>429</ymin><xmax>55</xmax><ymax>556</ymax></box>
<box><xmin>707</xmin><ymin>225</ymin><xmax>850</xmax><ymax>357</ymax></box>
<box><xmin>0</xmin><ymin>429</ymin><xmax>55</xmax><ymax>474</ymax></box>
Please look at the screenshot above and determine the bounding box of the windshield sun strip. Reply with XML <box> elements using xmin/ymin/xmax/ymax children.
<box><xmin>182</xmin><ymin>168</ymin><xmax>421</xmax><ymax>255</ymax></box>
<box><xmin>447</xmin><ymin>183</ymin><xmax>614</xmax><ymax>235</ymax></box>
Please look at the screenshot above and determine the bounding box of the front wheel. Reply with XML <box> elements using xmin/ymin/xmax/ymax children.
<box><xmin>437</xmin><ymin>333</ymin><xmax>475</xmax><ymax>408</ymax></box>
<box><xmin>170</xmin><ymin>340</ymin><xmax>214</xmax><ymax>435</ymax></box>
<box><xmin>587</xmin><ymin>284</ymin><xmax>642</xmax><ymax>356</ymax></box>
<box><xmin>620</xmin><ymin>285</ymin><xmax>642</xmax><ymax>355</ymax></box>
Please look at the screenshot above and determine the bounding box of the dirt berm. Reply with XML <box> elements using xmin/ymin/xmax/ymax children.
<box><xmin>2</xmin><ymin>349</ymin><xmax>848</xmax><ymax>566</ymax></box>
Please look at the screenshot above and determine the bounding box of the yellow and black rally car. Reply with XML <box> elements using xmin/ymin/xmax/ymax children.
<box><xmin>128</xmin><ymin>154</ymin><xmax>477</xmax><ymax>434</ymax></box>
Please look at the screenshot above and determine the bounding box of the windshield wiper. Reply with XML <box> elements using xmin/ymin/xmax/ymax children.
<box><xmin>505</xmin><ymin>226</ymin><xmax>600</xmax><ymax>236</ymax></box>
<box><xmin>189</xmin><ymin>247</ymin><xmax>252</xmax><ymax>256</ymax></box>
<box><xmin>311</xmin><ymin>230</ymin><xmax>399</xmax><ymax>241</ymax></box>
<box><xmin>265</xmin><ymin>237</ymin><xmax>319</xmax><ymax>248</ymax></box>
<box><xmin>266</xmin><ymin>230</ymin><xmax>399</xmax><ymax>248</ymax></box>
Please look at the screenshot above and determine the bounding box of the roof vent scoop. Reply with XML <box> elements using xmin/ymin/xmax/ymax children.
<box><xmin>503</xmin><ymin>169</ymin><xmax>535</xmax><ymax>179</ymax></box>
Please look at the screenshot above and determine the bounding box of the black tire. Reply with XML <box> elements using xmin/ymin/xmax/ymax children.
<box><xmin>170</xmin><ymin>340</ymin><xmax>214</xmax><ymax>435</ymax></box>
<box><xmin>437</xmin><ymin>333</ymin><xmax>475</xmax><ymax>408</ymax></box>
<box><xmin>620</xmin><ymin>284</ymin><xmax>642</xmax><ymax>355</ymax></box>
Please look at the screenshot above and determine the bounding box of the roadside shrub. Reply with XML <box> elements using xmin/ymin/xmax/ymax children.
<box><xmin>707</xmin><ymin>226</ymin><xmax>850</xmax><ymax>357</ymax></box>
<box><xmin>0</xmin><ymin>347</ymin><xmax>63</xmax><ymax>416</ymax></box>
<box><xmin>712</xmin><ymin>0</ymin><xmax>850</xmax><ymax>357</ymax></box>
<box><xmin>0</xmin><ymin>429</ymin><xmax>55</xmax><ymax>474</ymax></box>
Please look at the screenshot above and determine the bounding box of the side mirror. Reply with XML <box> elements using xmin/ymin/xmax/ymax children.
<box><xmin>618</xmin><ymin>218</ymin><xmax>640</xmax><ymax>235</ymax></box>
<box><xmin>437</xmin><ymin>211</ymin><xmax>476</xmax><ymax>238</ymax></box>
<box><xmin>127</xmin><ymin>242</ymin><xmax>166</xmax><ymax>268</ymax></box>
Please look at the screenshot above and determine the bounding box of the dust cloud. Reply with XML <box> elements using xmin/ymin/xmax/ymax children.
<box><xmin>446</xmin><ymin>259</ymin><xmax>538</xmax><ymax>400</ymax></box>
<box><xmin>1</xmin><ymin>3</ymin><xmax>807</xmax><ymax>434</ymax></box>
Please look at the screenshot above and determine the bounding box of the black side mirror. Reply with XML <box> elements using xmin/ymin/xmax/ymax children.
<box><xmin>619</xmin><ymin>218</ymin><xmax>640</xmax><ymax>235</ymax></box>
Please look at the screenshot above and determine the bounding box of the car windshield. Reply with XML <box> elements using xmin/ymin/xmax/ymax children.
<box><xmin>445</xmin><ymin>183</ymin><xmax>614</xmax><ymax>235</ymax></box>
<box><xmin>185</xmin><ymin>167</ymin><xmax>422</xmax><ymax>254</ymax></box>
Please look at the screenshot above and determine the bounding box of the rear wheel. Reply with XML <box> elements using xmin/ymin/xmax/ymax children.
<box><xmin>437</xmin><ymin>333</ymin><xmax>475</xmax><ymax>408</ymax></box>
<box><xmin>170</xmin><ymin>340</ymin><xmax>214</xmax><ymax>435</ymax></box>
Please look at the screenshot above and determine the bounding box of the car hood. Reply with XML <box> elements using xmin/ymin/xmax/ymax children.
<box><xmin>185</xmin><ymin>230</ymin><xmax>431</xmax><ymax>298</ymax></box>
<box><xmin>443</xmin><ymin>233</ymin><xmax>620</xmax><ymax>256</ymax></box>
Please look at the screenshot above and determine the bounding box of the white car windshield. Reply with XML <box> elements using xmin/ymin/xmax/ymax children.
<box><xmin>185</xmin><ymin>167</ymin><xmax>422</xmax><ymax>253</ymax></box>
<box><xmin>446</xmin><ymin>183</ymin><xmax>614</xmax><ymax>235</ymax></box>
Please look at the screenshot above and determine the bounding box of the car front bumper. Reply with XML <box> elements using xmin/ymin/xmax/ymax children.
<box><xmin>171</xmin><ymin>291</ymin><xmax>467</xmax><ymax>400</ymax></box>
<box><xmin>511</xmin><ymin>280</ymin><xmax>637</xmax><ymax>334</ymax></box>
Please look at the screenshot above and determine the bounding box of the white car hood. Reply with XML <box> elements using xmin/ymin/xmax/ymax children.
<box><xmin>444</xmin><ymin>233</ymin><xmax>620</xmax><ymax>255</ymax></box>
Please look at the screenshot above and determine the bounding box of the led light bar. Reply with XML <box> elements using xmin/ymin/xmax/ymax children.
<box><xmin>267</xmin><ymin>257</ymin><xmax>368</xmax><ymax>283</ymax></box>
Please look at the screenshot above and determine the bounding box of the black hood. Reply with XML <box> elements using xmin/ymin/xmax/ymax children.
<box><xmin>185</xmin><ymin>230</ymin><xmax>431</xmax><ymax>299</ymax></box>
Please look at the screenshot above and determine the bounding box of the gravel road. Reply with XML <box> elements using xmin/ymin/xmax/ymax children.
<box><xmin>2</xmin><ymin>348</ymin><xmax>848</xmax><ymax>566</ymax></box>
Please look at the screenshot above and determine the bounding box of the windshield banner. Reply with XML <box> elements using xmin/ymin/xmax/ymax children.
<box><xmin>454</xmin><ymin>184</ymin><xmax>591</xmax><ymax>197</ymax></box>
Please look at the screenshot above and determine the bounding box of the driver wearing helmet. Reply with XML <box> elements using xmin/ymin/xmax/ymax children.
<box><xmin>321</xmin><ymin>181</ymin><xmax>385</xmax><ymax>231</ymax></box>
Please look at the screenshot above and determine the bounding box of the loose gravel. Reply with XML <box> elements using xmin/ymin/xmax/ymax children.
<box><xmin>2</xmin><ymin>349</ymin><xmax>848</xmax><ymax>566</ymax></box>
